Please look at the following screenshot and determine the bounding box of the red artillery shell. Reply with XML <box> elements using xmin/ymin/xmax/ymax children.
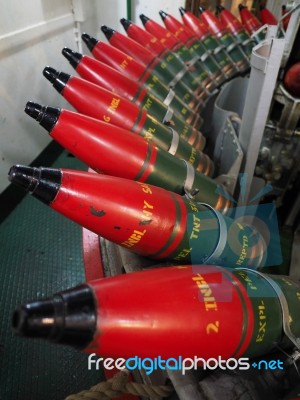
<box><xmin>70</xmin><ymin>53</ymin><xmax>205</xmax><ymax>137</ymax></box>
<box><xmin>239</xmin><ymin>5</ymin><xmax>263</xmax><ymax>35</ymax></box>
<box><xmin>159</xmin><ymin>11</ymin><xmax>228</xmax><ymax>86</ymax></box>
<box><xmin>141</xmin><ymin>15</ymin><xmax>182</xmax><ymax>49</ymax></box>
<box><xmin>40</xmin><ymin>171</ymin><xmax>254</xmax><ymax>265</ymax></box>
<box><xmin>259</xmin><ymin>7</ymin><xmax>278</xmax><ymax>26</ymax></box>
<box><xmin>199</xmin><ymin>8</ymin><xmax>250</xmax><ymax>74</ymax></box>
<box><xmin>104</xmin><ymin>29</ymin><xmax>201</xmax><ymax>110</ymax></box>
<box><xmin>86</xmin><ymin>265</ymin><xmax>255</xmax><ymax>359</ymax></box>
<box><xmin>218</xmin><ymin>6</ymin><xmax>248</xmax><ymax>35</ymax></box>
<box><xmin>88</xmin><ymin>40</ymin><xmax>201</xmax><ymax>124</ymax></box>
<box><xmin>26</xmin><ymin>104</ymin><xmax>219</xmax><ymax>206</ymax></box>
<box><xmin>13</xmin><ymin>265</ymin><xmax>300</xmax><ymax>361</ymax></box>
<box><xmin>179</xmin><ymin>9</ymin><xmax>237</xmax><ymax>80</ymax></box>
<box><xmin>218</xmin><ymin>6</ymin><xmax>254</xmax><ymax>58</ymax></box>
<box><xmin>86</xmin><ymin>264</ymin><xmax>300</xmax><ymax>359</ymax></box>
<box><xmin>123</xmin><ymin>21</ymin><xmax>211</xmax><ymax>100</ymax></box>
<box><xmin>50</xmin><ymin>74</ymin><xmax>210</xmax><ymax>170</ymax></box>
<box><xmin>11</xmin><ymin>165</ymin><xmax>267</xmax><ymax>269</ymax></box>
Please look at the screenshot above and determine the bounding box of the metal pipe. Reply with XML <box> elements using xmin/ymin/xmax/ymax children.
<box><xmin>127</xmin><ymin>0</ymin><xmax>132</xmax><ymax>21</ymax></box>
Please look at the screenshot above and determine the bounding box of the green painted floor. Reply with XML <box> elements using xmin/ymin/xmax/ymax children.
<box><xmin>0</xmin><ymin>146</ymin><xmax>103</xmax><ymax>400</ymax></box>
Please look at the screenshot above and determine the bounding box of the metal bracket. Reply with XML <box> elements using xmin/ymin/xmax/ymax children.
<box><xmin>71</xmin><ymin>0</ymin><xmax>85</xmax><ymax>53</ymax></box>
<box><xmin>182</xmin><ymin>159</ymin><xmax>196</xmax><ymax>197</ymax></box>
<box><xmin>200</xmin><ymin>204</ymin><xmax>228</xmax><ymax>265</ymax></box>
<box><xmin>238</xmin><ymin>36</ymin><xmax>285</xmax><ymax>205</ymax></box>
<box><xmin>168</xmin><ymin>127</ymin><xmax>180</xmax><ymax>156</ymax></box>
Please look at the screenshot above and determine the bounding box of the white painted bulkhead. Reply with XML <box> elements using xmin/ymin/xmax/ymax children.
<box><xmin>0</xmin><ymin>0</ymin><xmax>186</xmax><ymax>193</ymax></box>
